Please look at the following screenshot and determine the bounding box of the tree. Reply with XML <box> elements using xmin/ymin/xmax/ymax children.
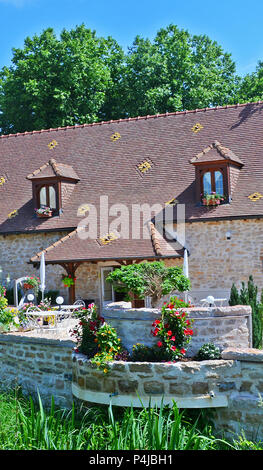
<box><xmin>0</xmin><ymin>23</ymin><xmax>241</xmax><ymax>133</ymax></box>
<box><xmin>236</xmin><ymin>61</ymin><xmax>263</xmax><ymax>103</ymax></box>
<box><xmin>118</xmin><ymin>24</ymin><xmax>239</xmax><ymax>117</ymax></box>
<box><xmin>106</xmin><ymin>261</ymin><xmax>190</xmax><ymax>308</ymax></box>
<box><xmin>229</xmin><ymin>276</ymin><xmax>263</xmax><ymax>349</ymax></box>
<box><xmin>0</xmin><ymin>24</ymin><xmax>124</xmax><ymax>134</ymax></box>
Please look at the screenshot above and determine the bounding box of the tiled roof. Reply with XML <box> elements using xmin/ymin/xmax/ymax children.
<box><xmin>30</xmin><ymin>224</ymin><xmax>183</xmax><ymax>263</ymax></box>
<box><xmin>1</xmin><ymin>100</ymin><xmax>263</xmax><ymax>262</ymax></box>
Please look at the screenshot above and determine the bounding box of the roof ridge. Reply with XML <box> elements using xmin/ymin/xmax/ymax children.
<box><xmin>190</xmin><ymin>139</ymin><xmax>244</xmax><ymax>165</ymax></box>
<box><xmin>1</xmin><ymin>100</ymin><xmax>263</xmax><ymax>140</ymax></box>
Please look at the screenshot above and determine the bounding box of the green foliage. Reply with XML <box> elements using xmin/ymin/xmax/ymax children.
<box><xmin>229</xmin><ymin>276</ymin><xmax>263</xmax><ymax>349</ymax></box>
<box><xmin>37</xmin><ymin>290</ymin><xmax>60</xmax><ymax>305</ymax></box>
<box><xmin>0</xmin><ymin>390</ymin><xmax>235</xmax><ymax>450</ymax></box>
<box><xmin>106</xmin><ymin>261</ymin><xmax>190</xmax><ymax>307</ymax></box>
<box><xmin>196</xmin><ymin>343</ymin><xmax>221</xmax><ymax>361</ymax></box>
<box><xmin>150</xmin><ymin>300</ymin><xmax>194</xmax><ymax>360</ymax></box>
<box><xmin>0</xmin><ymin>24</ymin><xmax>124</xmax><ymax>134</ymax></box>
<box><xmin>0</xmin><ymin>285</ymin><xmax>19</xmax><ymax>331</ymax></box>
<box><xmin>131</xmin><ymin>343</ymin><xmax>172</xmax><ymax>362</ymax></box>
<box><xmin>0</xmin><ymin>23</ymin><xmax>241</xmax><ymax>134</ymax></box>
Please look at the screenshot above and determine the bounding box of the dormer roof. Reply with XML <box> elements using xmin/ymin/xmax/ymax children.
<box><xmin>190</xmin><ymin>140</ymin><xmax>244</xmax><ymax>166</ymax></box>
<box><xmin>27</xmin><ymin>158</ymin><xmax>80</xmax><ymax>181</ymax></box>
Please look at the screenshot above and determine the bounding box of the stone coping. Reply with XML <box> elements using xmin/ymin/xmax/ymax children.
<box><xmin>222</xmin><ymin>347</ymin><xmax>263</xmax><ymax>362</ymax></box>
<box><xmin>103</xmin><ymin>303</ymin><xmax>252</xmax><ymax>320</ymax></box>
<box><xmin>0</xmin><ymin>332</ymin><xmax>75</xmax><ymax>348</ymax></box>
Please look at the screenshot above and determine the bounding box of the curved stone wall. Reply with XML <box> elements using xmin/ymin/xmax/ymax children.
<box><xmin>72</xmin><ymin>352</ymin><xmax>232</xmax><ymax>408</ymax></box>
<box><xmin>103</xmin><ymin>303</ymin><xmax>252</xmax><ymax>356</ymax></box>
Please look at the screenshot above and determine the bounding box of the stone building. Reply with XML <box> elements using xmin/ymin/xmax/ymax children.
<box><xmin>0</xmin><ymin>100</ymin><xmax>263</xmax><ymax>307</ymax></box>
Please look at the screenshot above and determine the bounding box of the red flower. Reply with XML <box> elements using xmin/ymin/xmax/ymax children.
<box><xmin>167</xmin><ymin>330</ymin><xmax>173</xmax><ymax>336</ymax></box>
<box><xmin>171</xmin><ymin>336</ymin><xmax>176</xmax><ymax>342</ymax></box>
<box><xmin>157</xmin><ymin>341</ymin><xmax>163</xmax><ymax>348</ymax></box>
<box><xmin>171</xmin><ymin>345</ymin><xmax>176</xmax><ymax>351</ymax></box>
<box><xmin>180</xmin><ymin>348</ymin><xmax>186</xmax><ymax>355</ymax></box>
<box><xmin>184</xmin><ymin>328</ymin><xmax>193</xmax><ymax>336</ymax></box>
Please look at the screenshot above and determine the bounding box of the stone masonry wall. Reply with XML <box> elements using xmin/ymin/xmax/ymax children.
<box><xmin>182</xmin><ymin>218</ymin><xmax>263</xmax><ymax>302</ymax></box>
<box><xmin>0</xmin><ymin>333</ymin><xmax>75</xmax><ymax>407</ymax></box>
<box><xmin>72</xmin><ymin>347</ymin><xmax>263</xmax><ymax>441</ymax></box>
<box><xmin>0</xmin><ymin>231</ymin><xmax>68</xmax><ymax>299</ymax></box>
<box><xmin>103</xmin><ymin>304</ymin><xmax>252</xmax><ymax>356</ymax></box>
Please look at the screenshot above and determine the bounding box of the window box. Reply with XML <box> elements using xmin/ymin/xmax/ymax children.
<box><xmin>35</xmin><ymin>207</ymin><xmax>53</xmax><ymax>218</ymax></box>
<box><xmin>202</xmin><ymin>193</ymin><xmax>225</xmax><ymax>206</ymax></box>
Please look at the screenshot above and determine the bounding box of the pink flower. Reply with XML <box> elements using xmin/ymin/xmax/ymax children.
<box><xmin>171</xmin><ymin>345</ymin><xmax>176</xmax><ymax>351</ymax></box>
<box><xmin>171</xmin><ymin>336</ymin><xmax>176</xmax><ymax>342</ymax></box>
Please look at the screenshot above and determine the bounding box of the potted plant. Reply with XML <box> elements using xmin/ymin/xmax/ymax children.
<box><xmin>61</xmin><ymin>274</ymin><xmax>76</xmax><ymax>288</ymax></box>
<box><xmin>35</xmin><ymin>207</ymin><xmax>53</xmax><ymax>218</ymax></box>
<box><xmin>201</xmin><ymin>192</ymin><xmax>225</xmax><ymax>206</ymax></box>
<box><xmin>22</xmin><ymin>276</ymin><xmax>40</xmax><ymax>293</ymax></box>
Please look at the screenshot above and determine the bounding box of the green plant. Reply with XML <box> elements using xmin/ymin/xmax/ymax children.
<box><xmin>22</xmin><ymin>276</ymin><xmax>40</xmax><ymax>294</ymax></box>
<box><xmin>71</xmin><ymin>303</ymin><xmax>124</xmax><ymax>372</ymax></box>
<box><xmin>91</xmin><ymin>323</ymin><xmax>124</xmax><ymax>373</ymax></box>
<box><xmin>37</xmin><ymin>290</ymin><xmax>59</xmax><ymax>305</ymax></box>
<box><xmin>229</xmin><ymin>276</ymin><xmax>263</xmax><ymax>349</ymax></box>
<box><xmin>151</xmin><ymin>299</ymin><xmax>194</xmax><ymax>360</ymax></box>
<box><xmin>201</xmin><ymin>192</ymin><xmax>225</xmax><ymax>206</ymax></box>
<box><xmin>131</xmin><ymin>343</ymin><xmax>171</xmax><ymax>362</ymax></box>
<box><xmin>169</xmin><ymin>295</ymin><xmax>193</xmax><ymax>308</ymax></box>
<box><xmin>196</xmin><ymin>343</ymin><xmax>221</xmax><ymax>361</ymax></box>
<box><xmin>61</xmin><ymin>275</ymin><xmax>76</xmax><ymax>287</ymax></box>
<box><xmin>0</xmin><ymin>285</ymin><xmax>19</xmax><ymax>331</ymax></box>
<box><xmin>106</xmin><ymin>261</ymin><xmax>191</xmax><ymax>307</ymax></box>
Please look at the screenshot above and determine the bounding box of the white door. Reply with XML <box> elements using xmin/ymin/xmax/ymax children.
<box><xmin>101</xmin><ymin>267</ymin><xmax>115</xmax><ymax>305</ymax></box>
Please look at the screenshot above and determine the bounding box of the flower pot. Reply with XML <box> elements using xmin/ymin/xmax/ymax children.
<box><xmin>23</xmin><ymin>283</ymin><xmax>34</xmax><ymax>290</ymax></box>
<box><xmin>36</xmin><ymin>211</ymin><xmax>52</xmax><ymax>218</ymax></box>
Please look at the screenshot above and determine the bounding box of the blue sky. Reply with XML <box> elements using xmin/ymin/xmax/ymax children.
<box><xmin>0</xmin><ymin>0</ymin><xmax>262</xmax><ymax>75</ymax></box>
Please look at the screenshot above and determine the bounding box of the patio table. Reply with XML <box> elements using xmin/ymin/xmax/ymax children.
<box><xmin>23</xmin><ymin>308</ymin><xmax>75</xmax><ymax>331</ymax></box>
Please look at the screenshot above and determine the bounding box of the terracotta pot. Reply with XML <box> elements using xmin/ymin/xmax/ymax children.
<box><xmin>23</xmin><ymin>283</ymin><xmax>34</xmax><ymax>290</ymax></box>
<box><xmin>36</xmin><ymin>211</ymin><xmax>52</xmax><ymax>218</ymax></box>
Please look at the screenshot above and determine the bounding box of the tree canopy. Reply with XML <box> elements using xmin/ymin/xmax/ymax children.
<box><xmin>106</xmin><ymin>261</ymin><xmax>191</xmax><ymax>307</ymax></box>
<box><xmin>0</xmin><ymin>23</ymin><xmax>261</xmax><ymax>134</ymax></box>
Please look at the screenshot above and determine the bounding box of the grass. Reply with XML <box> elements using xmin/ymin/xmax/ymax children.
<box><xmin>0</xmin><ymin>390</ymin><xmax>262</xmax><ymax>450</ymax></box>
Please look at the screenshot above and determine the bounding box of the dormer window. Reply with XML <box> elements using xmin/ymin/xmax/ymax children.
<box><xmin>202</xmin><ymin>170</ymin><xmax>224</xmax><ymax>196</ymax></box>
<box><xmin>27</xmin><ymin>158</ymin><xmax>80</xmax><ymax>217</ymax></box>
<box><xmin>190</xmin><ymin>141</ymin><xmax>244</xmax><ymax>205</ymax></box>
<box><xmin>39</xmin><ymin>184</ymin><xmax>57</xmax><ymax>211</ymax></box>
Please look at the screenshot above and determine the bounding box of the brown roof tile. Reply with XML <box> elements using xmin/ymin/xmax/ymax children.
<box><xmin>1</xmin><ymin>100</ymin><xmax>263</xmax><ymax>262</ymax></box>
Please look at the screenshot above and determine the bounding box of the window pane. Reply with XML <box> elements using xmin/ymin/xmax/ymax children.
<box><xmin>49</xmin><ymin>186</ymin><xmax>56</xmax><ymax>209</ymax></box>
<box><xmin>215</xmin><ymin>171</ymin><xmax>224</xmax><ymax>195</ymax></box>
<box><xmin>103</xmin><ymin>269</ymin><xmax>113</xmax><ymax>302</ymax></box>
<box><xmin>203</xmin><ymin>172</ymin><xmax>211</xmax><ymax>194</ymax></box>
<box><xmin>39</xmin><ymin>187</ymin><xmax>47</xmax><ymax>206</ymax></box>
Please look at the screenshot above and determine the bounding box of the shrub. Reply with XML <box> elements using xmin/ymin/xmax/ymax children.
<box><xmin>150</xmin><ymin>299</ymin><xmax>194</xmax><ymax>360</ymax></box>
<box><xmin>106</xmin><ymin>261</ymin><xmax>190</xmax><ymax>307</ymax></box>
<box><xmin>71</xmin><ymin>303</ymin><xmax>125</xmax><ymax>373</ymax></box>
<box><xmin>229</xmin><ymin>276</ymin><xmax>263</xmax><ymax>349</ymax></box>
<box><xmin>0</xmin><ymin>285</ymin><xmax>19</xmax><ymax>331</ymax></box>
<box><xmin>196</xmin><ymin>343</ymin><xmax>221</xmax><ymax>361</ymax></box>
<box><xmin>131</xmin><ymin>343</ymin><xmax>172</xmax><ymax>362</ymax></box>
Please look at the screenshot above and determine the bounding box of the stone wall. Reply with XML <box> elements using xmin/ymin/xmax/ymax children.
<box><xmin>103</xmin><ymin>304</ymin><xmax>252</xmax><ymax>356</ymax></box>
<box><xmin>182</xmin><ymin>218</ymin><xmax>263</xmax><ymax>302</ymax></box>
<box><xmin>72</xmin><ymin>347</ymin><xmax>263</xmax><ymax>441</ymax></box>
<box><xmin>0</xmin><ymin>231</ymin><xmax>68</xmax><ymax>299</ymax></box>
<box><xmin>0</xmin><ymin>333</ymin><xmax>74</xmax><ymax>407</ymax></box>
